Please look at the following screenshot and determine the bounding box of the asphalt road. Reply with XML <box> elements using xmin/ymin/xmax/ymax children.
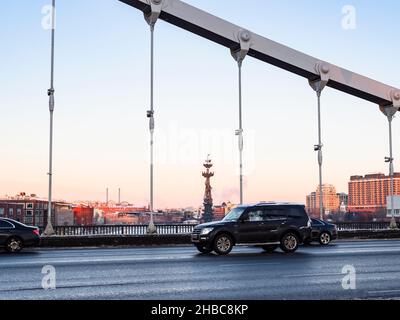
<box><xmin>1</xmin><ymin>240</ymin><xmax>400</xmax><ymax>300</ymax></box>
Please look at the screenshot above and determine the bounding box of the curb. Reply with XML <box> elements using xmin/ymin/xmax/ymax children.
<box><xmin>39</xmin><ymin>234</ymin><xmax>191</xmax><ymax>248</ymax></box>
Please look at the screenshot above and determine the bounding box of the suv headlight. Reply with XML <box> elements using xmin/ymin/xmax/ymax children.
<box><xmin>307</xmin><ymin>219</ymin><xmax>312</xmax><ymax>228</ymax></box>
<box><xmin>200</xmin><ymin>227</ymin><xmax>214</xmax><ymax>235</ymax></box>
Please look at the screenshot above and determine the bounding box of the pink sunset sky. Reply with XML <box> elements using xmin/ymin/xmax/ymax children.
<box><xmin>1</xmin><ymin>0</ymin><xmax>399</xmax><ymax>208</ymax></box>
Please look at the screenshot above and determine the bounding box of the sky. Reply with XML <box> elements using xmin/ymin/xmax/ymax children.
<box><xmin>1</xmin><ymin>0</ymin><xmax>400</xmax><ymax>208</ymax></box>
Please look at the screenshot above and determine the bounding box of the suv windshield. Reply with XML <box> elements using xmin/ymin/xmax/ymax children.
<box><xmin>223</xmin><ymin>207</ymin><xmax>245</xmax><ymax>222</ymax></box>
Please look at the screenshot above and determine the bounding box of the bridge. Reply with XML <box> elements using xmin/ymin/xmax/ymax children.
<box><xmin>2</xmin><ymin>0</ymin><xmax>400</xmax><ymax>302</ymax></box>
<box><xmin>39</xmin><ymin>0</ymin><xmax>400</xmax><ymax>235</ymax></box>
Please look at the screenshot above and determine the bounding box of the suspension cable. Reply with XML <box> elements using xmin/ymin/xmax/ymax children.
<box><xmin>389</xmin><ymin>117</ymin><xmax>394</xmax><ymax>220</ymax></box>
<box><xmin>380</xmin><ymin>105</ymin><xmax>398</xmax><ymax>228</ymax></box>
<box><xmin>316</xmin><ymin>90</ymin><xmax>323</xmax><ymax>221</ymax></box>
<box><xmin>237</xmin><ymin>60</ymin><xmax>244</xmax><ymax>205</ymax></box>
<box><xmin>309</xmin><ymin>64</ymin><xmax>330</xmax><ymax>221</ymax></box>
<box><xmin>44</xmin><ymin>0</ymin><xmax>56</xmax><ymax>235</ymax></box>
<box><xmin>147</xmin><ymin>23</ymin><xmax>157</xmax><ymax>234</ymax></box>
<box><xmin>150</xmin><ymin>24</ymin><xmax>155</xmax><ymax>213</ymax></box>
<box><xmin>232</xmin><ymin>31</ymin><xmax>250</xmax><ymax>205</ymax></box>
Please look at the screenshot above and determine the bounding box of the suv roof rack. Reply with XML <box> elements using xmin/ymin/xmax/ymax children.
<box><xmin>255</xmin><ymin>201</ymin><xmax>304</xmax><ymax>206</ymax></box>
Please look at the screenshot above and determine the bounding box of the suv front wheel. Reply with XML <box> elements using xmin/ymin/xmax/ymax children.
<box><xmin>280</xmin><ymin>233</ymin><xmax>299</xmax><ymax>253</ymax></box>
<box><xmin>213</xmin><ymin>234</ymin><xmax>233</xmax><ymax>255</ymax></box>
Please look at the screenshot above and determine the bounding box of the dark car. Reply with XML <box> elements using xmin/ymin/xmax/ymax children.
<box><xmin>304</xmin><ymin>218</ymin><xmax>338</xmax><ymax>245</ymax></box>
<box><xmin>0</xmin><ymin>218</ymin><xmax>40</xmax><ymax>253</ymax></box>
<box><xmin>191</xmin><ymin>202</ymin><xmax>312</xmax><ymax>255</ymax></box>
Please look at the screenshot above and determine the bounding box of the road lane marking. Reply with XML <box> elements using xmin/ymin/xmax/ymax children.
<box><xmin>218</xmin><ymin>262</ymin><xmax>281</xmax><ymax>268</ymax></box>
<box><xmin>304</xmin><ymin>248</ymin><xmax>400</xmax><ymax>255</ymax></box>
<box><xmin>0</xmin><ymin>255</ymin><xmax>195</xmax><ymax>267</ymax></box>
<box><xmin>368</xmin><ymin>289</ymin><xmax>400</xmax><ymax>295</ymax></box>
<box><xmin>283</xmin><ymin>273</ymin><xmax>341</xmax><ymax>278</ymax></box>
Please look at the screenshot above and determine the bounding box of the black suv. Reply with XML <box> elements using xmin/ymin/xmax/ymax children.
<box><xmin>191</xmin><ymin>203</ymin><xmax>312</xmax><ymax>255</ymax></box>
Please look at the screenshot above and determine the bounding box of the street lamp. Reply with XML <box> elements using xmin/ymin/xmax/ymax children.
<box><xmin>43</xmin><ymin>0</ymin><xmax>56</xmax><ymax>236</ymax></box>
<box><xmin>380</xmin><ymin>105</ymin><xmax>398</xmax><ymax>229</ymax></box>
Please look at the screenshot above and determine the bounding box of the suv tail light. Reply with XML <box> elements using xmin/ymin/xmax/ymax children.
<box><xmin>33</xmin><ymin>229</ymin><xmax>40</xmax><ymax>236</ymax></box>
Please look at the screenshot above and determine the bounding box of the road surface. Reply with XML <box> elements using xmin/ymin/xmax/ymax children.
<box><xmin>1</xmin><ymin>240</ymin><xmax>400</xmax><ymax>300</ymax></box>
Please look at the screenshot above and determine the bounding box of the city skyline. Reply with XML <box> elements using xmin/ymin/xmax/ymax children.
<box><xmin>1</xmin><ymin>170</ymin><xmax>392</xmax><ymax>211</ymax></box>
<box><xmin>1</xmin><ymin>0</ymin><xmax>400</xmax><ymax>208</ymax></box>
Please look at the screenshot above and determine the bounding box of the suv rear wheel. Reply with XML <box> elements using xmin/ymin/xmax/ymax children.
<box><xmin>213</xmin><ymin>234</ymin><xmax>233</xmax><ymax>255</ymax></box>
<box><xmin>262</xmin><ymin>245</ymin><xmax>278</xmax><ymax>253</ymax></box>
<box><xmin>280</xmin><ymin>233</ymin><xmax>299</xmax><ymax>253</ymax></box>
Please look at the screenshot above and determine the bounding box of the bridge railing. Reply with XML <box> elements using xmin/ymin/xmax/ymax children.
<box><xmin>51</xmin><ymin>224</ymin><xmax>198</xmax><ymax>236</ymax></box>
<box><xmin>335</xmin><ymin>222</ymin><xmax>398</xmax><ymax>231</ymax></box>
<box><xmin>44</xmin><ymin>222</ymin><xmax>399</xmax><ymax>236</ymax></box>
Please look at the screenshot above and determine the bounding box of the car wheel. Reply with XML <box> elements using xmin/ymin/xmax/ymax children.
<box><xmin>319</xmin><ymin>232</ymin><xmax>331</xmax><ymax>245</ymax></box>
<box><xmin>280</xmin><ymin>233</ymin><xmax>299</xmax><ymax>253</ymax></box>
<box><xmin>262</xmin><ymin>245</ymin><xmax>278</xmax><ymax>253</ymax></box>
<box><xmin>195</xmin><ymin>245</ymin><xmax>213</xmax><ymax>254</ymax></box>
<box><xmin>5</xmin><ymin>237</ymin><xmax>23</xmax><ymax>253</ymax></box>
<box><xmin>213</xmin><ymin>234</ymin><xmax>233</xmax><ymax>255</ymax></box>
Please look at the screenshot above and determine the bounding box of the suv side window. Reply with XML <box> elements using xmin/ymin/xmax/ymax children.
<box><xmin>245</xmin><ymin>209</ymin><xmax>264</xmax><ymax>222</ymax></box>
<box><xmin>264</xmin><ymin>207</ymin><xmax>287</xmax><ymax>220</ymax></box>
<box><xmin>287</xmin><ymin>206</ymin><xmax>307</xmax><ymax>218</ymax></box>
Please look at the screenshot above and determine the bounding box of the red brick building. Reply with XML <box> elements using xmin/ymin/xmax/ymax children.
<box><xmin>348</xmin><ymin>173</ymin><xmax>400</xmax><ymax>213</ymax></box>
<box><xmin>73</xmin><ymin>206</ymin><xmax>94</xmax><ymax>226</ymax></box>
<box><xmin>0</xmin><ymin>194</ymin><xmax>73</xmax><ymax>227</ymax></box>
